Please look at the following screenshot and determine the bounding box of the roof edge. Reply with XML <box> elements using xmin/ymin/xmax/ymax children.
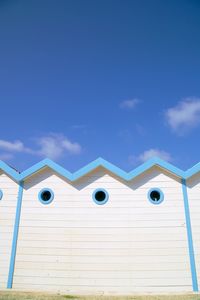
<box><xmin>0</xmin><ymin>160</ymin><xmax>20</xmax><ymax>181</ymax></box>
<box><xmin>0</xmin><ymin>157</ymin><xmax>200</xmax><ymax>182</ymax></box>
<box><xmin>19</xmin><ymin>156</ymin><xmax>185</xmax><ymax>182</ymax></box>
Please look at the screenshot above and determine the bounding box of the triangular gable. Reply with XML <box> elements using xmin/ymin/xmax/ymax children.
<box><xmin>1</xmin><ymin>156</ymin><xmax>200</xmax><ymax>182</ymax></box>
<box><xmin>18</xmin><ymin>157</ymin><xmax>185</xmax><ymax>182</ymax></box>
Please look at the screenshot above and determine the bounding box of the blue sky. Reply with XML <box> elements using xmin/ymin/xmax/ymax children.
<box><xmin>0</xmin><ymin>0</ymin><xmax>200</xmax><ymax>172</ymax></box>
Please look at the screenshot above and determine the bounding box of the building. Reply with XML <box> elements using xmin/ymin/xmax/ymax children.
<box><xmin>0</xmin><ymin>157</ymin><xmax>200</xmax><ymax>294</ymax></box>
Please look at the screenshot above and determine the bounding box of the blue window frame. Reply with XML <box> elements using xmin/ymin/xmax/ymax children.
<box><xmin>38</xmin><ymin>188</ymin><xmax>54</xmax><ymax>205</ymax></box>
<box><xmin>0</xmin><ymin>189</ymin><xmax>3</xmax><ymax>200</ymax></box>
<box><xmin>148</xmin><ymin>188</ymin><xmax>164</xmax><ymax>205</ymax></box>
<box><xmin>92</xmin><ymin>188</ymin><xmax>109</xmax><ymax>205</ymax></box>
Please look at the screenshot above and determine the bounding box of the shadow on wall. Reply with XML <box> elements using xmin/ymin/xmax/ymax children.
<box><xmin>187</xmin><ymin>173</ymin><xmax>200</xmax><ymax>188</ymax></box>
<box><xmin>24</xmin><ymin>165</ymin><xmax>181</xmax><ymax>191</ymax></box>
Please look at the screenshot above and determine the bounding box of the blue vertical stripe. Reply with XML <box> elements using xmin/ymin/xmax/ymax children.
<box><xmin>7</xmin><ymin>181</ymin><xmax>24</xmax><ymax>288</ymax></box>
<box><xmin>182</xmin><ymin>178</ymin><xmax>198</xmax><ymax>291</ymax></box>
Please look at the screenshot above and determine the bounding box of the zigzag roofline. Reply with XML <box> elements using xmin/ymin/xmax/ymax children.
<box><xmin>0</xmin><ymin>156</ymin><xmax>198</xmax><ymax>182</ymax></box>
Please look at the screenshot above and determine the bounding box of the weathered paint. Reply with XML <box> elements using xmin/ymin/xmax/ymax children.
<box><xmin>12</xmin><ymin>167</ymin><xmax>191</xmax><ymax>294</ymax></box>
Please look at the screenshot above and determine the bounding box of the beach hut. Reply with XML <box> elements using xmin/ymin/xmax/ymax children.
<box><xmin>1</xmin><ymin>158</ymin><xmax>200</xmax><ymax>294</ymax></box>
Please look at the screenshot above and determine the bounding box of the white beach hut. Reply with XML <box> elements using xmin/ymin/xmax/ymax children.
<box><xmin>1</xmin><ymin>158</ymin><xmax>200</xmax><ymax>294</ymax></box>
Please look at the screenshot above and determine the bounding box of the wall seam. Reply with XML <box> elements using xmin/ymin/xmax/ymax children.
<box><xmin>7</xmin><ymin>181</ymin><xmax>24</xmax><ymax>288</ymax></box>
<box><xmin>182</xmin><ymin>178</ymin><xmax>198</xmax><ymax>291</ymax></box>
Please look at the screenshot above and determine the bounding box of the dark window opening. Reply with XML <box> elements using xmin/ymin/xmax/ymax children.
<box><xmin>95</xmin><ymin>191</ymin><xmax>106</xmax><ymax>202</ymax></box>
<box><xmin>41</xmin><ymin>190</ymin><xmax>52</xmax><ymax>201</ymax></box>
<box><xmin>150</xmin><ymin>190</ymin><xmax>161</xmax><ymax>202</ymax></box>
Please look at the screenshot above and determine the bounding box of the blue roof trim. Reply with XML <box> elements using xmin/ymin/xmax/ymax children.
<box><xmin>0</xmin><ymin>160</ymin><xmax>20</xmax><ymax>181</ymax></box>
<box><xmin>1</xmin><ymin>157</ymin><xmax>200</xmax><ymax>182</ymax></box>
<box><xmin>185</xmin><ymin>162</ymin><xmax>200</xmax><ymax>179</ymax></box>
<box><xmin>18</xmin><ymin>157</ymin><xmax>185</xmax><ymax>182</ymax></box>
<box><xmin>18</xmin><ymin>158</ymin><xmax>72</xmax><ymax>181</ymax></box>
<box><xmin>72</xmin><ymin>157</ymin><xmax>128</xmax><ymax>181</ymax></box>
<box><xmin>127</xmin><ymin>157</ymin><xmax>185</xmax><ymax>180</ymax></box>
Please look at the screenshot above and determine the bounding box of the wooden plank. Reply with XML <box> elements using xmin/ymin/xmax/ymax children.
<box><xmin>20</xmin><ymin>206</ymin><xmax>185</xmax><ymax>214</ymax></box>
<box><xmin>15</xmin><ymin>254</ymin><xmax>188</xmax><ymax>263</ymax></box>
<box><xmin>12</xmin><ymin>283</ymin><xmax>192</xmax><ymax>293</ymax></box>
<box><xmin>18</xmin><ymin>219</ymin><xmax>186</xmax><ymax>228</ymax></box>
<box><xmin>20</xmin><ymin>213</ymin><xmax>186</xmax><ymax>222</ymax></box>
<box><xmin>17</xmin><ymin>232</ymin><xmax>187</xmax><ymax>242</ymax></box>
<box><xmin>13</xmin><ymin>268</ymin><xmax>190</xmax><ymax>279</ymax></box>
<box><xmin>12</xmin><ymin>276</ymin><xmax>191</xmax><ymax>286</ymax></box>
<box><xmin>16</xmin><ymin>246</ymin><xmax>189</xmax><ymax>256</ymax></box>
<box><xmin>15</xmin><ymin>260</ymin><xmax>189</xmax><ymax>271</ymax></box>
<box><xmin>18</xmin><ymin>225</ymin><xmax>187</xmax><ymax>235</ymax></box>
<box><xmin>15</xmin><ymin>239</ymin><xmax>188</xmax><ymax>249</ymax></box>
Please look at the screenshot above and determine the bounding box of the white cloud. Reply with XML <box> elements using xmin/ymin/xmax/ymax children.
<box><xmin>165</xmin><ymin>98</ymin><xmax>200</xmax><ymax>134</ymax></box>
<box><xmin>0</xmin><ymin>134</ymin><xmax>82</xmax><ymax>161</ymax></box>
<box><xmin>0</xmin><ymin>140</ymin><xmax>28</xmax><ymax>152</ymax></box>
<box><xmin>129</xmin><ymin>148</ymin><xmax>172</xmax><ymax>165</ymax></box>
<box><xmin>138</xmin><ymin>149</ymin><xmax>172</xmax><ymax>162</ymax></box>
<box><xmin>36</xmin><ymin>136</ymin><xmax>64</xmax><ymax>159</ymax></box>
<box><xmin>119</xmin><ymin>98</ymin><xmax>140</xmax><ymax>110</ymax></box>
<box><xmin>36</xmin><ymin>134</ymin><xmax>82</xmax><ymax>159</ymax></box>
<box><xmin>0</xmin><ymin>153</ymin><xmax>14</xmax><ymax>161</ymax></box>
<box><xmin>61</xmin><ymin>138</ymin><xmax>81</xmax><ymax>154</ymax></box>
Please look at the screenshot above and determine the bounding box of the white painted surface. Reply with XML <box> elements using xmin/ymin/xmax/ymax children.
<box><xmin>0</xmin><ymin>172</ymin><xmax>18</xmax><ymax>288</ymax></box>
<box><xmin>187</xmin><ymin>174</ymin><xmax>200</xmax><ymax>288</ymax></box>
<box><xmin>13</xmin><ymin>166</ymin><xmax>191</xmax><ymax>294</ymax></box>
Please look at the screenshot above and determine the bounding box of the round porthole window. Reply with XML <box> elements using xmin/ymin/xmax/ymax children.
<box><xmin>38</xmin><ymin>188</ymin><xmax>54</xmax><ymax>205</ymax></box>
<box><xmin>148</xmin><ymin>188</ymin><xmax>164</xmax><ymax>205</ymax></box>
<box><xmin>0</xmin><ymin>189</ymin><xmax>3</xmax><ymax>200</ymax></box>
<box><xmin>92</xmin><ymin>188</ymin><xmax>109</xmax><ymax>205</ymax></box>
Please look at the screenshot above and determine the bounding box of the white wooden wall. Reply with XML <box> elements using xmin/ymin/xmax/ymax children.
<box><xmin>0</xmin><ymin>172</ymin><xmax>18</xmax><ymax>289</ymax></box>
<box><xmin>187</xmin><ymin>174</ymin><xmax>200</xmax><ymax>289</ymax></box>
<box><xmin>13</xmin><ymin>166</ymin><xmax>191</xmax><ymax>294</ymax></box>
